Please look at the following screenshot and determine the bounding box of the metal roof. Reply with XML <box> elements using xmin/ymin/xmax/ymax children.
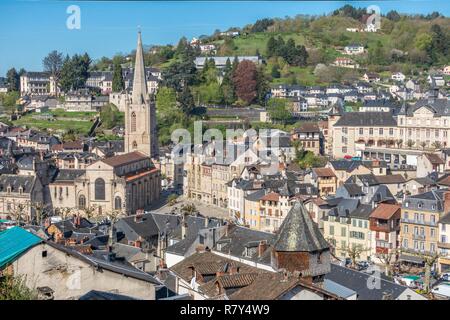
<box><xmin>0</xmin><ymin>227</ymin><xmax>42</xmax><ymax>268</ymax></box>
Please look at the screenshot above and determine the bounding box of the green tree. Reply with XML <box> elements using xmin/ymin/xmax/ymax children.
<box><xmin>267</xmin><ymin>98</ymin><xmax>290</xmax><ymax>124</ymax></box>
<box><xmin>271</xmin><ymin>64</ymin><xmax>280</xmax><ymax>78</ymax></box>
<box><xmin>112</xmin><ymin>62</ymin><xmax>125</xmax><ymax>92</ymax></box>
<box><xmin>0</xmin><ymin>275</ymin><xmax>36</xmax><ymax>300</ymax></box>
<box><xmin>266</xmin><ymin>36</ymin><xmax>278</xmax><ymax>57</ymax></box>
<box><xmin>100</xmin><ymin>103</ymin><xmax>121</xmax><ymax>129</ymax></box>
<box><xmin>59</xmin><ymin>53</ymin><xmax>91</xmax><ymax>92</ymax></box>
<box><xmin>6</xmin><ymin>68</ymin><xmax>19</xmax><ymax>92</ymax></box>
<box><xmin>177</xmin><ymin>86</ymin><xmax>195</xmax><ymax>115</ymax></box>
<box><xmin>42</xmin><ymin>50</ymin><xmax>64</xmax><ymax>83</ymax></box>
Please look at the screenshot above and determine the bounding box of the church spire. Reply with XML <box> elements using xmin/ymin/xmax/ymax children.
<box><xmin>132</xmin><ymin>30</ymin><xmax>148</xmax><ymax>104</ymax></box>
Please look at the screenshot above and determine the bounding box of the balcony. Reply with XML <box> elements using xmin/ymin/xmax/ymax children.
<box><xmin>412</xmin><ymin>234</ymin><xmax>426</xmax><ymax>241</ymax></box>
<box><xmin>401</xmin><ymin>218</ymin><xmax>437</xmax><ymax>227</ymax></box>
<box><xmin>438</xmin><ymin>242</ymin><xmax>450</xmax><ymax>250</ymax></box>
<box><xmin>370</xmin><ymin>221</ymin><xmax>393</xmax><ymax>233</ymax></box>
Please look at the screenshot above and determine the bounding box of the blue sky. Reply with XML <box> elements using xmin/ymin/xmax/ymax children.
<box><xmin>0</xmin><ymin>0</ymin><xmax>449</xmax><ymax>76</ymax></box>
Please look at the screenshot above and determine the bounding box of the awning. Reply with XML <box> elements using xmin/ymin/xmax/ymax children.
<box><xmin>399</xmin><ymin>254</ymin><xmax>424</xmax><ymax>264</ymax></box>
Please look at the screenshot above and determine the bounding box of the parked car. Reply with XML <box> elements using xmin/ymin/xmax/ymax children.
<box><xmin>440</xmin><ymin>273</ymin><xmax>450</xmax><ymax>281</ymax></box>
<box><xmin>356</xmin><ymin>261</ymin><xmax>370</xmax><ymax>271</ymax></box>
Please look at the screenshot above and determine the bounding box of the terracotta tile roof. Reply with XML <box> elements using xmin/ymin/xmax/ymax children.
<box><xmin>295</xmin><ymin>122</ymin><xmax>320</xmax><ymax>133</ymax></box>
<box><xmin>102</xmin><ymin>151</ymin><xmax>149</xmax><ymax>167</ymax></box>
<box><xmin>369</xmin><ymin>203</ymin><xmax>401</xmax><ymax>220</ymax></box>
<box><xmin>125</xmin><ymin>168</ymin><xmax>159</xmax><ymax>181</ymax></box>
<box><xmin>170</xmin><ymin>251</ymin><xmax>259</xmax><ymax>284</ymax></box>
<box><xmin>260</xmin><ymin>192</ymin><xmax>280</xmax><ymax>202</ymax></box>
<box><xmin>313</xmin><ymin>167</ymin><xmax>336</xmax><ymax>178</ymax></box>
<box><xmin>437</xmin><ymin>174</ymin><xmax>450</xmax><ymax>186</ymax></box>
<box><xmin>425</xmin><ymin>153</ymin><xmax>444</xmax><ymax>165</ymax></box>
<box><xmin>228</xmin><ymin>273</ymin><xmax>339</xmax><ymax>300</ymax></box>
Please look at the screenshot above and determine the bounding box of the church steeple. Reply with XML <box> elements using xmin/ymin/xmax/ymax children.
<box><xmin>132</xmin><ymin>31</ymin><xmax>148</xmax><ymax>104</ymax></box>
<box><xmin>124</xmin><ymin>30</ymin><xmax>158</xmax><ymax>159</ymax></box>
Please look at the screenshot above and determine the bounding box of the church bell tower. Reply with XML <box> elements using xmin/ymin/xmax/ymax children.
<box><xmin>124</xmin><ymin>31</ymin><xmax>158</xmax><ymax>158</ymax></box>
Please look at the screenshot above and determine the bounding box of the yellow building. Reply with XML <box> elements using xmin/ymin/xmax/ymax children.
<box><xmin>399</xmin><ymin>190</ymin><xmax>446</xmax><ymax>264</ymax></box>
<box><xmin>311</xmin><ymin>168</ymin><xmax>337</xmax><ymax>197</ymax></box>
<box><xmin>323</xmin><ymin>202</ymin><xmax>373</xmax><ymax>261</ymax></box>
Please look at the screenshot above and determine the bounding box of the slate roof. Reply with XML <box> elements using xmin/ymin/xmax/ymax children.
<box><xmin>334</xmin><ymin>112</ymin><xmax>397</xmax><ymax>127</ymax></box>
<box><xmin>349</xmin><ymin>204</ymin><xmax>373</xmax><ymax>219</ymax></box>
<box><xmin>0</xmin><ymin>175</ymin><xmax>36</xmax><ymax>193</ymax></box>
<box><xmin>44</xmin><ymin>241</ymin><xmax>161</xmax><ymax>285</ymax></box>
<box><xmin>325</xmin><ymin>264</ymin><xmax>420</xmax><ymax>300</ymax></box>
<box><xmin>405</xmin><ymin>98</ymin><xmax>450</xmax><ymax>117</ymax></box>
<box><xmin>439</xmin><ymin>213</ymin><xmax>450</xmax><ymax>224</ymax></box>
<box><xmin>213</xmin><ymin>225</ymin><xmax>274</xmax><ymax>265</ymax></box>
<box><xmin>375</xmin><ymin>174</ymin><xmax>406</xmax><ymax>185</ymax></box>
<box><xmin>343</xmin><ymin>183</ymin><xmax>364</xmax><ymax>196</ymax></box>
<box><xmin>53</xmin><ymin>169</ymin><xmax>85</xmax><ymax>182</ymax></box>
<box><xmin>245</xmin><ymin>189</ymin><xmax>266</xmax><ymax>202</ymax></box>
<box><xmin>79</xmin><ymin>290</ymin><xmax>139</xmax><ymax>300</ymax></box>
<box><xmin>273</xmin><ymin>201</ymin><xmax>329</xmax><ymax>252</ymax></box>
<box><xmin>329</xmin><ymin>160</ymin><xmax>362</xmax><ymax>172</ymax></box>
<box><xmin>346</xmin><ymin>174</ymin><xmax>379</xmax><ymax>186</ymax></box>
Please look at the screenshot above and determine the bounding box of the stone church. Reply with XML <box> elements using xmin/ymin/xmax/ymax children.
<box><xmin>49</xmin><ymin>31</ymin><xmax>161</xmax><ymax>216</ymax></box>
<box><xmin>124</xmin><ymin>31</ymin><xmax>159</xmax><ymax>158</ymax></box>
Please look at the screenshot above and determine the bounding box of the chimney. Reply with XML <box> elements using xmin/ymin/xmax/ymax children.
<box><xmin>258</xmin><ymin>240</ymin><xmax>268</xmax><ymax>257</ymax></box>
<box><xmin>229</xmin><ymin>264</ymin><xmax>239</xmax><ymax>275</ymax></box>
<box><xmin>159</xmin><ymin>259</ymin><xmax>167</xmax><ymax>269</ymax></box>
<box><xmin>134</xmin><ymin>209</ymin><xmax>144</xmax><ymax>223</ymax></box>
<box><xmin>181</xmin><ymin>213</ymin><xmax>187</xmax><ymax>239</ymax></box>
<box><xmin>204</xmin><ymin>217</ymin><xmax>209</xmax><ymax>228</ymax></box>
<box><xmin>444</xmin><ymin>191</ymin><xmax>450</xmax><ymax>215</ymax></box>
<box><xmin>135</xmin><ymin>239</ymin><xmax>142</xmax><ymax>248</ymax></box>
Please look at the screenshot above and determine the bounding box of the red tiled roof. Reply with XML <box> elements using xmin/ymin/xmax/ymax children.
<box><xmin>102</xmin><ymin>151</ymin><xmax>149</xmax><ymax>167</ymax></box>
<box><xmin>425</xmin><ymin>153</ymin><xmax>444</xmax><ymax>165</ymax></box>
<box><xmin>313</xmin><ymin>168</ymin><xmax>336</xmax><ymax>178</ymax></box>
<box><xmin>260</xmin><ymin>192</ymin><xmax>280</xmax><ymax>202</ymax></box>
<box><xmin>370</xmin><ymin>203</ymin><xmax>400</xmax><ymax>220</ymax></box>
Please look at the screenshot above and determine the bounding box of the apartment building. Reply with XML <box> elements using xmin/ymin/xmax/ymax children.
<box><xmin>323</xmin><ymin>200</ymin><xmax>373</xmax><ymax>261</ymax></box>
<box><xmin>438</xmin><ymin>213</ymin><xmax>450</xmax><ymax>273</ymax></box>
<box><xmin>331</xmin><ymin>97</ymin><xmax>450</xmax><ymax>165</ymax></box>
<box><xmin>369</xmin><ymin>203</ymin><xmax>401</xmax><ymax>262</ymax></box>
<box><xmin>399</xmin><ymin>190</ymin><xmax>448</xmax><ymax>264</ymax></box>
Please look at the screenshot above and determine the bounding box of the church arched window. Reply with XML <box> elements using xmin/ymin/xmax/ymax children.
<box><xmin>94</xmin><ymin>178</ymin><xmax>105</xmax><ymax>200</ymax></box>
<box><xmin>131</xmin><ymin>112</ymin><xmax>137</xmax><ymax>132</ymax></box>
<box><xmin>114</xmin><ymin>196</ymin><xmax>122</xmax><ymax>210</ymax></box>
<box><xmin>78</xmin><ymin>195</ymin><xmax>86</xmax><ymax>209</ymax></box>
<box><xmin>132</xmin><ymin>141</ymin><xmax>138</xmax><ymax>149</ymax></box>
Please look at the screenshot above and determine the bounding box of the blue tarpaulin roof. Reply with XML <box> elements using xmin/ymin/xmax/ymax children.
<box><xmin>0</xmin><ymin>227</ymin><xmax>42</xmax><ymax>269</ymax></box>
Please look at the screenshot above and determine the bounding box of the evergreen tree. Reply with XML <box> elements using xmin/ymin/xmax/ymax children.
<box><xmin>266</xmin><ymin>36</ymin><xmax>277</xmax><ymax>57</ymax></box>
<box><xmin>112</xmin><ymin>62</ymin><xmax>125</xmax><ymax>92</ymax></box>
<box><xmin>271</xmin><ymin>64</ymin><xmax>280</xmax><ymax>78</ymax></box>
<box><xmin>177</xmin><ymin>85</ymin><xmax>195</xmax><ymax>114</ymax></box>
<box><xmin>6</xmin><ymin>68</ymin><xmax>19</xmax><ymax>92</ymax></box>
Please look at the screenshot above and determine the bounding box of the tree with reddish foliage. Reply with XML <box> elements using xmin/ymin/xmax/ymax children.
<box><xmin>232</xmin><ymin>60</ymin><xmax>257</xmax><ymax>105</ymax></box>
